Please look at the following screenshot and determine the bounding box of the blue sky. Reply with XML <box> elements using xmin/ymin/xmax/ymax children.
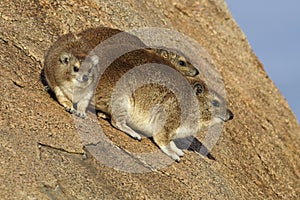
<box><xmin>225</xmin><ymin>1</ymin><xmax>300</xmax><ymax>123</ymax></box>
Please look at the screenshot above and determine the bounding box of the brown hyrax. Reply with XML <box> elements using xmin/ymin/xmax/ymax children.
<box><xmin>44</xmin><ymin>49</ymin><xmax>99</xmax><ymax>118</ymax></box>
<box><xmin>91</xmin><ymin>48</ymin><xmax>233</xmax><ymax>161</ymax></box>
<box><xmin>44</xmin><ymin>27</ymin><xmax>200</xmax><ymax>118</ymax></box>
<box><xmin>43</xmin><ymin>27</ymin><xmax>146</xmax><ymax>117</ymax></box>
<box><xmin>92</xmin><ymin>48</ymin><xmax>199</xmax><ymax>117</ymax></box>
<box><xmin>123</xmin><ymin>80</ymin><xmax>233</xmax><ymax>161</ymax></box>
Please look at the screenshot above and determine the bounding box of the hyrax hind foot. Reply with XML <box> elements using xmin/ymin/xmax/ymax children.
<box><xmin>111</xmin><ymin>118</ymin><xmax>142</xmax><ymax>141</ymax></box>
<box><xmin>153</xmin><ymin>130</ymin><xmax>184</xmax><ymax>161</ymax></box>
<box><xmin>160</xmin><ymin>141</ymin><xmax>184</xmax><ymax>162</ymax></box>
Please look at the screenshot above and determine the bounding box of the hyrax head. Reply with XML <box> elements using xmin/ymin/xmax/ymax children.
<box><xmin>209</xmin><ymin>91</ymin><xmax>234</xmax><ymax>123</ymax></box>
<box><xmin>150</xmin><ymin>48</ymin><xmax>199</xmax><ymax>77</ymax></box>
<box><xmin>59</xmin><ymin>52</ymin><xmax>99</xmax><ymax>88</ymax></box>
<box><xmin>191</xmin><ymin>79</ymin><xmax>234</xmax><ymax>127</ymax></box>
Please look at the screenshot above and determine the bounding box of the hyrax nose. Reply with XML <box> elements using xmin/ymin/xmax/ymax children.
<box><xmin>227</xmin><ymin>109</ymin><xmax>234</xmax><ymax>121</ymax></box>
<box><xmin>82</xmin><ymin>75</ymin><xmax>89</xmax><ymax>82</ymax></box>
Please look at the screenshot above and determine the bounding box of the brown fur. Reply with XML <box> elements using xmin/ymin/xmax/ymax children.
<box><xmin>43</xmin><ymin>27</ymin><xmax>233</xmax><ymax>161</ymax></box>
<box><xmin>92</xmin><ymin>48</ymin><xmax>233</xmax><ymax>161</ymax></box>
<box><xmin>43</xmin><ymin>27</ymin><xmax>147</xmax><ymax>116</ymax></box>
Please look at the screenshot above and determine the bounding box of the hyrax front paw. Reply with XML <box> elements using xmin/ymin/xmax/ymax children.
<box><xmin>58</xmin><ymin>98</ymin><xmax>74</xmax><ymax>113</ymax></box>
<box><xmin>75</xmin><ymin>110</ymin><xmax>87</xmax><ymax>119</ymax></box>
<box><xmin>160</xmin><ymin>142</ymin><xmax>184</xmax><ymax>162</ymax></box>
<box><xmin>97</xmin><ymin>112</ymin><xmax>110</xmax><ymax>119</ymax></box>
<box><xmin>63</xmin><ymin>104</ymin><xmax>75</xmax><ymax>113</ymax></box>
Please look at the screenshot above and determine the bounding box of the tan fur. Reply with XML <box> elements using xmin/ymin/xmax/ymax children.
<box><xmin>44</xmin><ymin>26</ymin><xmax>201</xmax><ymax>118</ymax></box>
<box><xmin>44</xmin><ymin>48</ymin><xmax>99</xmax><ymax>117</ymax></box>
<box><xmin>43</xmin><ymin>27</ymin><xmax>147</xmax><ymax>117</ymax></box>
<box><xmin>92</xmin><ymin>48</ymin><xmax>198</xmax><ymax>116</ymax></box>
<box><xmin>92</xmin><ymin>48</ymin><xmax>234</xmax><ymax>161</ymax></box>
<box><xmin>43</xmin><ymin>27</ymin><xmax>233</xmax><ymax>161</ymax></box>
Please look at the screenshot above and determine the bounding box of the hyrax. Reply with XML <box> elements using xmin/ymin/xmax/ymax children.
<box><xmin>124</xmin><ymin>79</ymin><xmax>233</xmax><ymax>161</ymax></box>
<box><xmin>92</xmin><ymin>49</ymin><xmax>234</xmax><ymax>161</ymax></box>
<box><xmin>43</xmin><ymin>27</ymin><xmax>146</xmax><ymax>117</ymax></box>
<box><xmin>44</xmin><ymin>49</ymin><xmax>99</xmax><ymax>117</ymax></box>
<box><xmin>92</xmin><ymin>48</ymin><xmax>199</xmax><ymax>117</ymax></box>
<box><xmin>44</xmin><ymin>27</ymin><xmax>200</xmax><ymax>117</ymax></box>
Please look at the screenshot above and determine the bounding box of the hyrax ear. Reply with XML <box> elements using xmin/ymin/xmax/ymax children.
<box><xmin>193</xmin><ymin>82</ymin><xmax>204</xmax><ymax>95</ymax></box>
<box><xmin>160</xmin><ymin>50</ymin><xmax>168</xmax><ymax>59</ymax></box>
<box><xmin>60</xmin><ymin>52</ymin><xmax>71</xmax><ymax>64</ymax></box>
<box><xmin>90</xmin><ymin>55</ymin><xmax>99</xmax><ymax>66</ymax></box>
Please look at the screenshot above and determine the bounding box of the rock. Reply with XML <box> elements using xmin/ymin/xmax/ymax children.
<box><xmin>0</xmin><ymin>0</ymin><xmax>299</xmax><ymax>199</ymax></box>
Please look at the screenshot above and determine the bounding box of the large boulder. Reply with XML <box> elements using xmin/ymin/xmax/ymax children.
<box><xmin>0</xmin><ymin>0</ymin><xmax>299</xmax><ymax>199</ymax></box>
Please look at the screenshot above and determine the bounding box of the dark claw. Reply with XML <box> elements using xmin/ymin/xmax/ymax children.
<box><xmin>75</xmin><ymin>111</ymin><xmax>86</xmax><ymax>119</ymax></box>
<box><xmin>64</xmin><ymin>107</ymin><xmax>74</xmax><ymax>113</ymax></box>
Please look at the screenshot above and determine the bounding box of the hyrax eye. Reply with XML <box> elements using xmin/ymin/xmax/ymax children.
<box><xmin>63</xmin><ymin>57</ymin><xmax>69</xmax><ymax>63</ymax></box>
<box><xmin>88</xmin><ymin>68</ymin><xmax>92</xmax><ymax>73</ymax></box>
<box><xmin>178</xmin><ymin>60</ymin><xmax>186</xmax><ymax>66</ymax></box>
<box><xmin>212</xmin><ymin>100</ymin><xmax>220</xmax><ymax>107</ymax></box>
<box><xmin>73</xmin><ymin>66</ymin><xmax>79</xmax><ymax>72</ymax></box>
<box><xmin>193</xmin><ymin>83</ymin><xmax>204</xmax><ymax>95</ymax></box>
